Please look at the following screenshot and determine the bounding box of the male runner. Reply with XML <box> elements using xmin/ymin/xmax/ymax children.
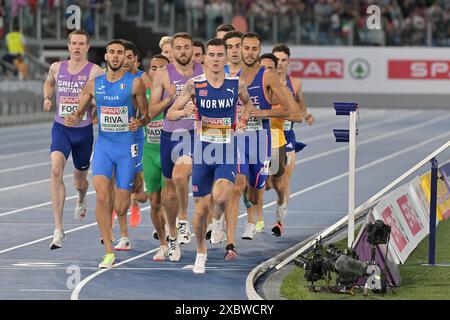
<box><xmin>237</xmin><ymin>33</ymin><xmax>296</xmax><ymax>241</ymax></box>
<box><xmin>159</xmin><ymin>36</ymin><xmax>174</xmax><ymax>63</ymax></box>
<box><xmin>272</xmin><ymin>44</ymin><xmax>314</xmax><ymax>236</ymax></box>
<box><xmin>216</xmin><ymin>24</ymin><xmax>235</xmax><ymax>39</ymax></box>
<box><xmin>110</xmin><ymin>40</ymin><xmax>151</xmax><ymax>250</ymax></box>
<box><xmin>43</xmin><ymin>29</ymin><xmax>103</xmax><ymax>250</ymax></box>
<box><xmin>167</xmin><ymin>38</ymin><xmax>258</xmax><ymax>273</ymax></box>
<box><xmin>150</xmin><ymin>32</ymin><xmax>203</xmax><ymax>261</ymax></box>
<box><xmin>65</xmin><ymin>39</ymin><xmax>149</xmax><ymax>269</ymax></box>
<box><xmin>192</xmin><ymin>40</ymin><xmax>206</xmax><ymax>65</ymax></box>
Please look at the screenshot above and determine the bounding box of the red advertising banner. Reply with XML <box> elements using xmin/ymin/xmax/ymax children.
<box><xmin>396</xmin><ymin>194</ymin><xmax>423</xmax><ymax>236</ymax></box>
<box><xmin>288</xmin><ymin>59</ymin><xmax>344</xmax><ymax>79</ymax></box>
<box><xmin>381</xmin><ymin>205</ymin><xmax>408</xmax><ymax>252</ymax></box>
<box><xmin>389</xmin><ymin>60</ymin><xmax>450</xmax><ymax>79</ymax></box>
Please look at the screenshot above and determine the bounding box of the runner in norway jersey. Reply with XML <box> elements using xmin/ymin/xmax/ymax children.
<box><xmin>92</xmin><ymin>72</ymin><xmax>138</xmax><ymax>190</ymax></box>
<box><xmin>191</xmin><ymin>73</ymin><xmax>239</xmax><ymax>197</ymax></box>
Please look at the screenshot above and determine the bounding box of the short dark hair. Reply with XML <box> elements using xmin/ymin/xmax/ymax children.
<box><xmin>171</xmin><ymin>32</ymin><xmax>193</xmax><ymax>45</ymax></box>
<box><xmin>123</xmin><ymin>41</ymin><xmax>140</xmax><ymax>59</ymax></box>
<box><xmin>223</xmin><ymin>31</ymin><xmax>243</xmax><ymax>44</ymax></box>
<box><xmin>216</xmin><ymin>24</ymin><xmax>235</xmax><ymax>34</ymax></box>
<box><xmin>68</xmin><ymin>29</ymin><xmax>90</xmax><ymax>43</ymax></box>
<box><xmin>193</xmin><ymin>40</ymin><xmax>206</xmax><ymax>55</ymax></box>
<box><xmin>241</xmin><ymin>32</ymin><xmax>261</xmax><ymax>45</ymax></box>
<box><xmin>151</xmin><ymin>54</ymin><xmax>170</xmax><ymax>64</ymax></box>
<box><xmin>272</xmin><ymin>44</ymin><xmax>291</xmax><ymax>57</ymax></box>
<box><xmin>206</xmin><ymin>38</ymin><xmax>227</xmax><ymax>52</ymax></box>
<box><xmin>106</xmin><ymin>39</ymin><xmax>125</xmax><ymax>51</ymax></box>
<box><xmin>260</xmin><ymin>53</ymin><xmax>278</xmax><ymax>68</ymax></box>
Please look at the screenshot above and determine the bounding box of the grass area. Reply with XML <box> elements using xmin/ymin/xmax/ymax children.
<box><xmin>280</xmin><ymin>219</ymin><xmax>450</xmax><ymax>300</ymax></box>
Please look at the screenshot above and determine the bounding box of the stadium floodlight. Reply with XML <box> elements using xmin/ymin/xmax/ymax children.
<box><xmin>333</xmin><ymin>102</ymin><xmax>359</xmax><ymax>248</ymax></box>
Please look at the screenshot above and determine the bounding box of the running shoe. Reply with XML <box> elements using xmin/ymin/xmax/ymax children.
<box><xmin>271</xmin><ymin>221</ymin><xmax>284</xmax><ymax>237</ymax></box>
<box><xmin>177</xmin><ymin>220</ymin><xmax>191</xmax><ymax>244</ymax></box>
<box><xmin>224</xmin><ymin>244</ymin><xmax>238</xmax><ymax>261</ymax></box>
<box><xmin>153</xmin><ymin>245</ymin><xmax>169</xmax><ymax>261</ymax></box>
<box><xmin>129</xmin><ymin>203</ymin><xmax>141</xmax><ymax>228</ymax></box>
<box><xmin>168</xmin><ymin>237</ymin><xmax>181</xmax><ymax>262</ymax></box>
<box><xmin>295</xmin><ymin>141</ymin><xmax>307</xmax><ymax>153</ymax></box>
<box><xmin>275</xmin><ymin>203</ymin><xmax>287</xmax><ymax>221</ymax></box>
<box><xmin>205</xmin><ymin>223</ymin><xmax>213</xmax><ymax>240</ymax></box>
<box><xmin>98</xmin><ymin>253</ymin><xmax>115</xmax><ymax>269</ymax></box>
<box><xmin>241</xmin><ymin>223</ymin><xmax>256</xmax><ymax>240</ymax></box>
<box><xmin>255</xmin><ymin>220</ymin><xmax>265</xmax><ymax>233</ymax></box>
<box><xmin>242</xmin><ymin>192</ymin><xmax>253</xmax><ymax>209</ymax></box>
<box><xmin>114</xmin><ymin>237</ymin><xmax>131</xmax><ymax>251</ymax></box>
<box><xmin>153</xmin><ymin>230</ymin><xmax>159</xmax><ymax>240</ymax></box>
<box><xmin>50</xmin><ymin>229</ymin><xmax>65</xmax><ymax>250</ymax></box>
<box><xmin>153</xmin><ymin>224</ymin><xmax>170</xmax><ymax>241</ymax></box>
<box><xmin>74</xmin><ymin>197</ymin><xmax>87</xmax><ymax>221</ymax></box>
<box><xmin>192</xmin><ymin>253</ymin><xmax>207</xmax><ymax>274</ymax></box>
<box><xmin>210</xmin><ymin>218</ymin><xmax>225</xmax><ymax>244</ymax></box>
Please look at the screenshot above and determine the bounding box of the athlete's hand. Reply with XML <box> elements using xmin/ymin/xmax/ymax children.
<box><xmin>184</xmin><ymin>103</ymin><xmax>195</xmax><ymax>118</ymax></box>
<box><xmin>129</xmin><ymin>117</ymin><xmax>140</xmax><ymax>131</ymax></box>
<box><xmin>43</xmin><ymin>98</ymin><xmax>52</xmax><ymax>112</ymax></box>
<box><xmin>249</xmin><ymin>107</ymin><xmax>264</xmax><ymax>118</ymax></box>
<box><xmin>64</xmin><ymin>112</ymin><xmax>80</xmax><ymax>127</ymax></box>
<box><xmin>304</xmin><ymin>113</ymin><xmax>314</xmax><ymax>125</ymax></box>
<box><xmin>236</xmin><ymin>118</ymin><xmax>247</xmax><ymax>133</ymax></box>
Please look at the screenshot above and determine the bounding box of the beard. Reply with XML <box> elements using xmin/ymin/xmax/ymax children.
<box><xmin>242</xmin><ymin>54</ymin><xmax>258</xmax><ymax>67</ymax></box>
<box><xmin>175</xmin><ymin>54</ymin><xmax>192</xmax><ymax>66</ymax></box>
<box><xmin>108</xmin><ymin>61</ymin><xmax>123</xmax><ymax>72</ymax></box>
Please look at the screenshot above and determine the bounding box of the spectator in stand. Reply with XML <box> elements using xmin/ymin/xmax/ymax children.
<box><xmin>205</xmin><ymin>0</ymin><xmax>232</xmax><ymax>39</ymax></box>
<box><xmin>314</xmin><ymin>0</ymin><xmax>333</xmax><ymax>45</ymax></box>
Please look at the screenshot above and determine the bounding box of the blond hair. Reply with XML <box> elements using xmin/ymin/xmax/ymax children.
<box><xmin>159</xmin><ymin>36</ymin><xmax>172</xmax><ymax>49</ymax></box>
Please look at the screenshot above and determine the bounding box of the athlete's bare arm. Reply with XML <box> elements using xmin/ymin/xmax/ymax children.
<box><xmin>250</xmin><ymin>70</ymin><xmax>293</xmax><ymax>118</ymax></box>
<box><xmin>166</xmin><ymin>79</ymin><xmax>195</xmax><ymax>121</ymax></box>
<box><xmin>130</xmin><ymin>77</ymin><xmax>150</xmax><ymax>131</ymax></box>
<box><xmin>238</xmin><ymin>78</ymin><xmax>258</xmax><ymax>127</ymax></box>
<box><xmin>90</xmin><ymin>64</ymin><xmax>105</xmax><ymax>78</ymax></box>
<box><xmin>64</xmin><ymin>79</ymin><xmax>94</xmax><ymax>127</ymax></box>
<box><xmin>43</xmin><ymin>62</ymin><xmax>60</xmax><ymax>111</ymax></box>
<box><xmin>149</xmin><ymin>67</ymin><xmax>176</xmax><ymax>119</ymax></box>
<box><xmin>140</xmin><ymin>72</ymin><xmax>152</xmax><ymax>89</ymax></box>
<box><xmin>292</xmin><ymin>78</ymin><xmax>314</xmax><ymax>125</ymax></box>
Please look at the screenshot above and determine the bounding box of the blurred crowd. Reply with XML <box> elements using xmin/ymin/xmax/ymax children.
<box><xmin>184</xmin><ymin>0</ymin><xmax>450</xmax><ymax>46</ymax></box>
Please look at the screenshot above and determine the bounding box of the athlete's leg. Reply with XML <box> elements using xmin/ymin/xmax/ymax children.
<box><xmin>93</xmin><ymin>175</ymin><xmax>114</xmax><ymax>254</ymax></box>
<box><xmin>227</xmin><ymin>174</ymin><xmax>246</xmax><ymax>244</ymax></box>
<box><xmin>193</xmin><ymin>195</ymin><xmax>210</xmax><ymax>255</ymax></box>
<box><xmin>162</xmin><ymin>178</ymin><xmax>179</xmax><ymax>239</ymax></box>
<box><xmin>50</xmin><ymin>151</ymin><xmax>67</xmax><ymax>232</ymax></box>
<box><xmin>172</xmin><ymin>155</ymin><xmax>192</xmax><ymax>222</ymax></box>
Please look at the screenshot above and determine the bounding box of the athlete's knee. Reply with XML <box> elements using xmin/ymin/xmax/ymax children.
<box><xmin>96</xmin><ymin>192</ymin><xmax>110</xmax><ymax>208</ymax></box>
<box><xmin>172</xmin><ymin>170</ymin><xmax>189</xmax><ymax>187</ymax></box>
<box><xmin>164</xmin><ymin>187</ymin><xmax>177</xmax><ymax>204</ymax></box>
<box><xmin>50</xmin><ymin>165</ymin><xmax>64</xmax><ymax>181</ymax></box>
<box><xmin>115</xmin><ymin>203</ymin><xmax>129</xmax><ymax>216</ymax></box>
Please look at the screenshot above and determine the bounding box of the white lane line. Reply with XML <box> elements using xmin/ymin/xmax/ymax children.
<box><xmin>297</xmin><ymin>112</ymin><xmax>450</xmax><ymax>165</ymax></box>
<box><xmin>19</xmin><ymin>289</ymin><xmax>71</xmax><ymax>292</ymax></box>
<box><xmin>0</xmin><ymin>138</ymin><xmax>50</xmax><ymax>150</ymax></box>
<box><xmin>0</xmin><ymin>190</ymin><xmax>96</xmax><ymax>218</ymax></box>
<box><xmin>0</xmin><ymin>149</ymin><xmax>48</xmax><ymax>160</ymax></box>
<box><xmin>0</xmin><ymin>165</ymin><xmax>78</xmax><ymax>192</ymax></box>
<box><xmin>303</xmin><ymin>109</ymin><xmax>423</xmax><ymax>143</ymax></box>
<box><xmin>71</xmin><ymin>131</ymin><xmax>450</xmax><ymax>300</ymax></box>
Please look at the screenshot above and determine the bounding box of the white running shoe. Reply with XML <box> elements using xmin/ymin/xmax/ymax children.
<box><xmin>241</xmin><ymin>223</ymin><xmax>256</xmax><ymax>240</ymax></box>
<box><xmin>114</xmin><ymin>237</ymin><xmax>131</xmax><ymax>251</ymax></box>
<box><xmin>177</xmin><ymin>220</ymin><xmax>191</xmax><ymax>244</ymax></box>
<box><xmin>168</xmin><ymin>237</ymin><xmax>181</xmax><ymax>262</ymax></box>
<box><xmin>153</xmin><ymin>245</ymin><xmax>169</xmax><ymax>261</ymax></box>
<box><xmin>275</xmin><ymin>203</ymin><xmax>287</xmax><ymax>221</ymax></box>
<box><xmin>50</xmin><ymin>229</ymin><xmax>65</xmax><ymax>250</ymax></box>
<box><xmin>192</xmin><ymin>253</ymin><xmax>207</xmax><ymax>274</ymax></box>
<box><xmin>210</xmin><ymin>218</ymin><xmax>225</xmax><ymax>244</ymax></box>
<box><xmin>74</xmin><ymin>196</ymin><xmax>87</xmax><ymax>221</ymax></box>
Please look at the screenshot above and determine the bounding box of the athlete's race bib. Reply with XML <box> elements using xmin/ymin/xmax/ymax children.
<box><xmin>200</xmin><ymin>116</ymin><xmax>232</xmax><ymax>144</ymax></box>
<box><xmin>58</xmin><ymin>97</ymin><xmax>87</xmax><ymax>120</ymax></box>
<box><xmin>100</xmin><ymin>106</ymin><xmax>129</xmax><ymax>132</ymax></box>
<box><xmin>283</xmin><ymin>120</ymin><xmax>292</xmax><ymax>131</ymax></box>
<box><xmin>182</xmin><ymin>101</ymin><xmax>197</xmax><ymax>120</ymax></box>
<box><xmin>146</xmin><ymin>119</ymin><xmax>163</xmax><ymax>144</ymax></box>
<box><xmin>246</xmin><ymin>117</ymin><xmax>263</xmax><ymax>131</ymax></box>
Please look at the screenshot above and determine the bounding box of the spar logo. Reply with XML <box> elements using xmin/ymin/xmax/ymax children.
<box><xmin>120</xmin><ymin>107</ymin><xmax>127</xmax><ymax>114</ymax></box>
<box><xmin>288</xmin><ymin>59</ymin><xmax>343</xmax><ymax>79</ymax></box>
<box><xmin>349</xmin><ymin>59</ymin><xmax>371</xmax><ymax>80</ymax></box>
<box><xmin>389</xmin><ymin>60</ymin><xmax>450</xmax><ymax>79</ymax></box>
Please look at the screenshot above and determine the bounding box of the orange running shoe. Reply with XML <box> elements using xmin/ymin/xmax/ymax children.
<box><xmin>129</xmin><ymin>203</ymin><xmax>141</xmax><ymax>228</ymax></box>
